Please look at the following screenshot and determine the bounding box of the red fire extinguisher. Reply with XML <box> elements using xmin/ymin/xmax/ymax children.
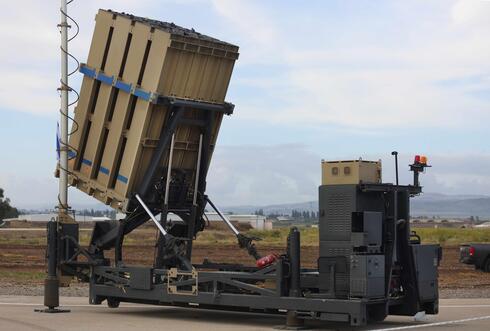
<box><xmin>256</xmin><ymin>253</ymin><xmax>279</xmax><ymax>268</ymax></box>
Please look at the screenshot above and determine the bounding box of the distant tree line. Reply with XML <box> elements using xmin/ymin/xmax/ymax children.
<box><xmin>254</xmin><ymin>208</ymin><xmax>319</xmax><ymax>220</ymax></box>
<box><xmin>469</xmin><ymin>216</ymin><xmax>481</xmax><ymax>223</ymax></box>
<box><xmin>78</xmin><ymin>209</ymin><xmax>116</xmax><ymax>219</ymax></box>
<box><xmin>291</xmin><ymin>209</ymin><xmax>319</xmax><ymax>220</ymax></box>
<box><xmin>0</xmin><ymin>188</ymin><xmax>19</xmax><ymax>220</ymax></box>
<box><xmin>254</xmin><ymin>209</ymin><xmax>264</xmax><ymax>216</ymax></box>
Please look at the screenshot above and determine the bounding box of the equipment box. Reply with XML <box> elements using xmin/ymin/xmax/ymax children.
<box><xmin>349</xmin><ymin>255</ymin><xmax>385</xmax><ymax>298</ymax></box>
<box><xmin>67</xmin><ymin>10</ymin><xmax>238</xmax><ymax>211</ymax></box>
<box><xmin>412</xmin><ymin>244</ymin><xmax>440</xmax><ymax>302</ymax></box>
<box><xmin>321</xmin><ymin>160</ymin><xmax>381</xmax><ymax>185</ymax></box>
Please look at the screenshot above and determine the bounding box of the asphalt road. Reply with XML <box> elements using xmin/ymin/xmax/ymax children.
<box><xmin>0</xmin><ymin>296</ymin><xmax>489</xmax><ymax>331</ymax></box>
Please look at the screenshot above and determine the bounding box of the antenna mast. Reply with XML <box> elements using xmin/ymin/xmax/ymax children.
<box><xmin>59</xmin><ymin>0</ymin><xmax>69</xmax><ymax>213</ymax></box>
<box><xmin>35</xmin><ymin>0</ymin><xmax>72</xmax><ymax>314</ymax></box>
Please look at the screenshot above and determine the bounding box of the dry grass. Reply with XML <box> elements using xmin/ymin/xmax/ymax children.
<box><xmin>412</xmin><ymin>227</ymin><xmax>490</xmax><ymax>245</ymax></box>
<box><xmin>0</xmin><ymin>270</ymin><xmax>45</xmax><ymax>282</ymax></box>
<box><xmin>2</xmin><ymin>225</ymin><xmax>490</xmax><ymax>247</ymax></box>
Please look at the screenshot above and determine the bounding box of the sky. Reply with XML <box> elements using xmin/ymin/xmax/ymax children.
<box><xmin>0</xmin><ymin>0</ymin><xmax>489</xmax><ymax>209</ymax></box>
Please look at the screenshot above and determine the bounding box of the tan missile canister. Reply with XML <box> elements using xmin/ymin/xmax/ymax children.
<box><xmin>67</xmin><ymin>9</ymin><xmax>239</xmax><ymax>211</ymax></box>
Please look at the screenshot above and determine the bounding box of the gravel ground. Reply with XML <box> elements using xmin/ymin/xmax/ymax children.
<box><xmin>440</xmin><ymin>288</ymin><xmax>490</xmax><ymax>299</ymax></box>
<box><xmin>0</xmin><ymin>283</ymin><xmax>89</xmax><ymax>297</ymax></box>
<box><xmin>0</xmin><ymin>283</ymin><xmax>488</xmax><ymax>299</ymax></box>
<box><xmin>1</xmin><ymin>229</ymin><xmax>489</xmax><ymax>300</ymax></box>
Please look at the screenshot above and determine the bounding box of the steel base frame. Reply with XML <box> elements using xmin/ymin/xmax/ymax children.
<box><xmin>88</xmin><ymin>264</ymin><xmax>371</xmax><ymax>326</ymax></box>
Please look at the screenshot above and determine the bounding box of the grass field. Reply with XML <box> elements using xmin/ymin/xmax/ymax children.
<box><xmin>1</xmin><ymin>226</ymin><xmax>489</xmax><ymax>247</ymax></box>
<box><xmin>411</xmin><ymin>227</ymin><xmax>490</xmax><ymax>245</ymax></box>
<box><xmin>245</xmin><ymin>227</ymin><xmax>490</xmax><ymax>246</ymax></box>
<box><xmin>1</xmin><ymin>225</ymin><xmax>490</xmax><ymax>288</ymax></box>
<box><xmin>196</xmin><ymin>226</ymin><xmax>490</xmax><ymax>246</ymax></box>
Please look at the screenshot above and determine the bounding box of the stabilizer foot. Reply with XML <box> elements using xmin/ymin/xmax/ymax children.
<box><xmin>38</xmin><ymin>275</ymin><xmax>71</xmax><ymax>313</ymax></box>
<box><xmin>34</xmin><ymin>307</ymin><xmax>71</xmax><ymax>313</ymax></box>
<box><xmin>274</xmin><ymin>311</ymin><xmax>309</xmax><ymax>330</ymax></box>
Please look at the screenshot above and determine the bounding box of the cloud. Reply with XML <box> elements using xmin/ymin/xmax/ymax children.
<box><xmin>0</xmin><ymin>169</ymin><xmax>106</xmax><ymax>210</ymax></box>
<box><xmin>210</xmin><ymin>0</ymin><xmax>280</xmax><ymax>66</ymax></box>
<box><xmin>207</xmin><ymin>144</ymin><xmax>320</xmax><ymax>206</ymax></box>
<box><xmin>211</xmin><ymin>0</ymin><xmax>278</xmax><ymax>46</ymax></box>
<box><xmin>3</xmin><ymin>142</ymin><xmax>490</xmax><ymax>209</ymax></box>
<box><xmin>207</xmin><ymin>146</ymin><xmax>490</xmax><ymax>207</ymax></box>
<box><xmin>279</xmin><ymin>67</ymin><xmax>490</xmax><ymax>128</ymax></box>
<box><xmin>422</xmin><ymin>154</ymin><xmax>490</xmax><ymax>195</ymax></box>
<box><xmin>0</xmin><ymin>0</ymin><xmax>159</xmax><ymax>117</ymax></box>
<box><xmin>362</xmin><ymin>152</ymin><xmax>490</xmax><ymax>197</ymax></box>
<box><xmin>2</xmin><ymin>1</ymin><xmax>490</xmax><ymax>210</ymax></box>
<box><xmin>452</xmin><ymin>0</ymin><xmax>490</xmax><ymax>26</ymax></box>
<box><xmin>211</xmin><ymin>1</ymin><xmax>490</xmax><ymax>130</ymax></box>
<box><xmin>4</xmin><ymin>0</ymin><xmax>489</xmax><ymax>131</ymax></box>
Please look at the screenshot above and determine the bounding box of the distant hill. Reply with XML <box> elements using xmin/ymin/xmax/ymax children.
<box><xmin>411</xmin><ymin>193</ymin><xmax>490</xmax><ymax>218</ymax></box>
<box><xmin>220</xmin><ymin>201</ymin><xmax>317</xmax><ymax>216</ymax></box>
<box><xmin>222</xmin><ymin>193</ymin><xmax>490</xmax><ymax>218</ymax></box>
<box><xmin>23</xmin><ymin>193</ymin><xmax>490</xmax><ymax>219</ymax></box>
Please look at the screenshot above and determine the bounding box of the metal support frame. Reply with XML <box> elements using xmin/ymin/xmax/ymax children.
<box><xmin>135</xmin><ymin>194</ymin><xmax>168</xmax><ymax>236</ymax></box>
<box><xmin>206</xmin><ymin>197</ymin><xmax>239</xmax><ymax>236</ymax></box>
<box><xmin>102</xmin><ymin>98</ymin><xmax>231</xmax><ymax>269</ymax></box>
<box><xmin>155</xmin><ymin>134</ymin><xmax>175</xmax><ymax>266</ymax></box>
<box><xmin>206</xmin><ymin>196</ymin><xmax>261</xmax><ymax>260</ymax></box>
<box><xmin>138</xmin><ymin>107</ymin><xmax>184</xmax><ymax>198</ymax></box>
<box><xmin>185</xmin><ymin>134</ymin><xmax>203</xmax><ymax>259</ymax></box>
<box><xmin>136</xmin><ymin>194</ymin><xmax>193</xmax><ymax>271</ymax></box>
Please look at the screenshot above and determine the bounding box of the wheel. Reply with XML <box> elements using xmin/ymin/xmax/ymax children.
<box><xmin>107</xmin><ymin>298</ymin><xmax>120</xmax><ymax>308</ymax></box>
<box><xmin>423</xmin><ymin>301</ymin><xmax>439</xmax><ymax>314</ymax></box>
<box><xmin>483</xmin><ymin>258</ymin><xmax>490</xmax><ymax>273</ymax></box>
<box><xmin>367</xmin><ymin>305</ymin><xmax>387</xmax><ymax>322</ymax></box>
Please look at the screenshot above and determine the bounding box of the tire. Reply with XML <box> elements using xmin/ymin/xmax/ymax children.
<box><xmin>423</xmin><ymin>301</ymin><xmax>439</xmax><ymax>314</ymax></box>
<box><xmin>483</xmin><ymin>258</ymin><xmax>490</xmax><ymax>273</ymax></box>
<box><xmin>107</xmin><ymin>298</ymin><xmax>120</xmax><ymax>308</ymax></box>
<box><xmin>367</xmin><ymin>305</ymin><xmax>387</xmax><ymax>322</ymax></box>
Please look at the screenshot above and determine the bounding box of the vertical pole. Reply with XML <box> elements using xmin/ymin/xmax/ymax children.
<box><xmin>59</xmin><ymin>0</ymin><xmax>69</xmax><ymax>213</ymax></box>
<box><xmin>391</xmin><ymin>151</ymin><xmax>399</xmax><ymax>186</ymax></box>
<box><xmin>413</xmin><ymin>171</ymin><xmax>420</xmax><ymax>187</ymax></box>
<box><xmin>288</xmin><ymin>227</ymin><xmax>301</xmax><ymax>297</ymax></box>
<box><xmin>286</xmin><ymin>227</ymin><xmax>304</xmax><ymax>328</ymax></box>
<box><xmin>193</xmin><ymin>134</ymin><xmax>203</xmax><ymax>206</ymax></box>
<box><xmin>164</xmin><ymin>134</ymin><xmax>175</xmax><ymax>206</ymax></box>
<box><xmin>155</xmin><ymin>134</ymin><xmax>175</xmax><ymax>268</ymax></box>
<box><xmin>391</xmin><ymin>152</ymin><xmax>399</xmax><ymax>264</ymax></box>
<box><xmin>36</xmin><ymin>0</ymin><xmax>71</xmax><ymax>313</ymax></box>
<box><xmin>39</xmin><ymin>0</ymin><xmax>69</xmax><ymax>313</ymax></box>
<box><xmin>186</xmin><ymin>135</ymin><xmax>203</xmax><ymax>259</ymax></box>
<box><xmin>44</xmin><ymin>220</ymin><xmax>59</xmax><ymax>310</ymax></box>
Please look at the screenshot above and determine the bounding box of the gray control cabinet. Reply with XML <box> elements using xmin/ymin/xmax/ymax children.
<box><xmin>351</xmin><ymin>211</ymin><xmax>382</xmax><ymax>251</ymax></box>
<box><xmin>318</xmin><ymin>185</ymin><xmax>385</xmax><ymax>298</ymax></box>
<box><xmin>411</xmin><ymin>244</ymin><xmax>440</xmax><ymax>302</ymax></box>
<box><xmin>350</xmin><ymin>255</ymin><xmax>385</xmax><ymax>298</ymax></box>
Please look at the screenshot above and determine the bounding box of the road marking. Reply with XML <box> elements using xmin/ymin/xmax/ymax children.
<box><xmin>440</xmin><ymin>305</ymin><xmax>490</xmax><ymax>308</ymax></box>
<box><xmin>369</xmin><ymin>315</ymin><xmax>490</xmax><ymax>331</ymax></box>
<box><xmin>2</xmin><ymin>301</ymin><xmax>490</xmax><ymax>330</ymax></box>
<box><xmin>0</xmin><ymin>302</ymin><xmax>148</xmax><ymax>308</ymax></box>
<box><xmin>0</xmin><ymin>228</ymin><xmax>92</xmax><ymax>231</ymax></box>
<box><xmin>2</xmin><ymin>302</ymin><xmax>490</xmax><ymax>309</ymax></box>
